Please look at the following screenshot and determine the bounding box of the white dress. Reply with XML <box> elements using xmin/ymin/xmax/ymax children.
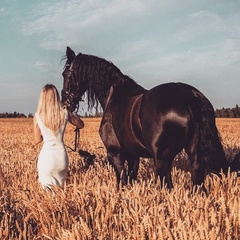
<box><xmin>35</xmin><ymin>110</ymin><xmax>69</xmax><ymax>189</ymax></box>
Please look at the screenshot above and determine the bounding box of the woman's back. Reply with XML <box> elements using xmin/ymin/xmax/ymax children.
<box><xmin>35</xmin><ymin>109</ymin><xmax>69</xmax><ymax>188</ymax></box>
<box><xmin>35</xmin><ymin>110</ymin><xmax>67</xmax><ymax>147</ymax></box>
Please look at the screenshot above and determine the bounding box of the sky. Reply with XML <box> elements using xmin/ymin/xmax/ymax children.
<box><xmin>0</xmin><ymin>0</ymin><xmax>240</xmax><ymax>115</ymax></box>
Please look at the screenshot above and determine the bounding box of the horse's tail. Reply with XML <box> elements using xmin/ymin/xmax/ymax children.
<box><xmin>181</xmin><ymin>83</ymin><xmax>229</xmax><ymax>174</ymax></box>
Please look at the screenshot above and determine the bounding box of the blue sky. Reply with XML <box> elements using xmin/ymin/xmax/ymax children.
<box><xmin>0</xmin><ymin>0</ymin><xmax>240</xmax><ymax>115</ymax></box>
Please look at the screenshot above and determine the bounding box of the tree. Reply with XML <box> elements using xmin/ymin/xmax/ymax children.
<box><xmin>215</xmin><ymin>105</ymin><xmax>240</xmax><ymax>118</ymax></box>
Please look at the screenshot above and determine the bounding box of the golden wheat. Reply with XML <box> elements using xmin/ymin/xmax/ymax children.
<box><xmin>0</xmin><ymin>118</ymin><xmax>239</xmax><ymax>239</ymax></box>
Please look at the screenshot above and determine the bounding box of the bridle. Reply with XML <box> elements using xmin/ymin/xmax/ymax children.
<box><xmin>61</xmin><ymin>62</ymin><xmax>81</xmax><ymax>113</ymax></box>
<box><xmin>62</xmin><ymin>62</ymin><xmax>82</xmax><ymax>152</ymax></box>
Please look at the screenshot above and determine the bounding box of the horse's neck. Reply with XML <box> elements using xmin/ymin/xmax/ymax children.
<box><xmin>103</xmin><ymin>86</ymin><xmax>114</xmax><ymax>110</ymax></box>
<box><xmin>89</xmin><ymin>59</ymin><xmax>145</xmax><ymax>108</ymax></box>
<box><xmin>92</xmin><ymin>86</ymin><xmax>111</xmax><ymax>110</ymax></box>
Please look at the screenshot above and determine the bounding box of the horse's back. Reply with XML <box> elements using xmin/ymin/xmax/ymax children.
<box><xmin>140</xmin><ymin>82</ymin><xmax>194</xmax><ymax>122</ymax></box>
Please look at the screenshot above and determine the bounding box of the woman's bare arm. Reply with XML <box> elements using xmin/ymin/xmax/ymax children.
<box><xmin>68</xmin><ymin>111</ymin><xmax>84</xmax><ymax>129</ymax></box>
<box><xmin>33</xmin><ymin>118</ymin><xmax>43</xmax><ymax>144</ymax></box>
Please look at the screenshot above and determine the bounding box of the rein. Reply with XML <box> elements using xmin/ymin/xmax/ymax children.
<box><xmin>65</xmin><ymin>127</ymin><xmax>80</xmax><ymax>152</ymax></box>
<box><xmin>64</xmin><ymin>100</ymin><xmax>81</xmax><ymax>152</ymax></box>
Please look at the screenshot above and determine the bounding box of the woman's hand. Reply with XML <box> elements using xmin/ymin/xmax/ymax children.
<box><xmin>68</xmin><ymin>111</ymin><xmax>84</xmax><ymax>129</ymax></box>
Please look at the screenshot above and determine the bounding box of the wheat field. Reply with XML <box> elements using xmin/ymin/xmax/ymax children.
<box><xmin>0</xmin><ymin>118</ymin><xmax>239</xmax><ymax>239</ymax></box>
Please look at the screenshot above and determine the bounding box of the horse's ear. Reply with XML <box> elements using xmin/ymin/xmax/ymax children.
<box><xmin>66</xmin><ymin>46</ymin><xmax>76</xmax><ymax>63</ymax></box>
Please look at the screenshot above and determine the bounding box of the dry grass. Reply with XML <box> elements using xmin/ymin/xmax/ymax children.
<box><xmin>0</xmin><ymin>118</ymin><xmax>239</xmax><ymax>239</ymax></box>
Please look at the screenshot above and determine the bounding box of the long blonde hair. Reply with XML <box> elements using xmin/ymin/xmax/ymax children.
<box><xmin>36</xmin><ymin>84</ymin><xmax>66</xmax><ymax>133</ymax></box>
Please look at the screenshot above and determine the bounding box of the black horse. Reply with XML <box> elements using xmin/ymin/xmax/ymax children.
<box><xmin>62</xmin><ymin>46</ymin><xmax>230</xmax><ymax>191</ymax></box>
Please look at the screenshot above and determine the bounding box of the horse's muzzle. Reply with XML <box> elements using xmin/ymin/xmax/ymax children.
<box><xmin>61</xmin><ymin>90</ymin><xmax>77</xmax><ymax>112</ymax></box>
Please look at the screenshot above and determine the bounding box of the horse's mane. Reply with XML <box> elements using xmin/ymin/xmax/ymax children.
<box><xmin>73</xmin><ymin>53</ymin><xmax>143</xmax><ymax>110</ymax></box>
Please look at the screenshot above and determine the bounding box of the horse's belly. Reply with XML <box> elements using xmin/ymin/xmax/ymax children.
<box><xmin>123</xmin><ymin>137</ymin><xmax>152</xmax><ymax>158</ymax></box>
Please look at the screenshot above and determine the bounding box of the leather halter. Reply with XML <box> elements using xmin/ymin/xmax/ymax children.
<box><xmin>61</xmin><ymin>62</ymin><xmax>80</xmax><ymax>112</ymax></box>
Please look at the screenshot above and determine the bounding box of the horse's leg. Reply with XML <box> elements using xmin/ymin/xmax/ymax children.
<box><xmin>188</xmin><ymin>152</ymin><xmax>207</xmax><ymax>194</ymax></box>
<box><xmin>153</xmin><ymin>153</ymin><xmax>174</xmax><ymax>190</ymax></box>
<box><xmin>185</xmin><ymin>128</ymin><xmax>207</xmax><ymax>194</ymax></box>
<box><xmin>191</xmin><ymin>159</ymin><xmax>207</xmax><ymax>194</ymax></box>
<box><xmin>100</xmin><ymin>110</ymin><xmax>128</xmax><ymax>188</ymax></box>
<box><xmin>127</xmin><ymin>156</ymin><xmax>140</xmax><ymax>184</ymax></box>
<box><xmin>107</xmin><ymin>149</ymin><xmax>127</xmax><ymax>187</ymax></box>
<box><xmin>152</xmin><ymin>120</ymin><xmax>191</xmax><ymax>190</ymax></box>
<box><xmin>151</xmin><ymin>122</ymin><xmax>189</xmax><ymax>190</ymax></box>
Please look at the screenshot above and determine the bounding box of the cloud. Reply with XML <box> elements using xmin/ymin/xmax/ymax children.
<box><xmin>20</xmin><ymin>0</ymin><xmax>240</xmax><ymax>107</ymax></box>
<box><xmin>113</xmin><ymin>39</ymin><xmax>153</xmax><ymax>62</ymax></box>
<box><xmin>21</xmin><ymin>0</ymin><xmax>198</xmax><ymax>52</ymax></box>
<box><xmin>21</xmin><ymin>0</ymin><xmax>146</xmax><ymax>47</ymax></box>
<box><xmin>33</xmin><ymin>60</ymin><xmax>63</xmax><ymax>83</ymax></box>
<box><xmin>34</xmin><ymin>60</ymin><xmax>53</xmax><ymax>72</ymax></box>
<box><xmin>0</xmin><ymin>7</ymin><xmax>5</xmax><ymax>16</ymax></box>
<box><xmin>120</xmin><ymin>36</ymin><xmax>240</xmax><ymax>90</ymax></box>
<box><xmin>22</xmin><ymin>1</ymin><xmax>240</xmax><ymax>68</ymax></box>
<box><xmin>172</xmin><ymin>10</ymin><xmax>239</xmax><ymax>44</ymax></box>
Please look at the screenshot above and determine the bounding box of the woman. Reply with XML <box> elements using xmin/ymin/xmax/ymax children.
<box><xmin>34</xmin><ymin>84</ymin><xmax>84</xmax><ymax>189</ymax></box>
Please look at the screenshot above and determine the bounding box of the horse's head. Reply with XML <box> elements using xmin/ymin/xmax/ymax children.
<box><xmin>61</xmin><ymin>46</ymin><xmax>87</xmax><ymax>112</ymax></box>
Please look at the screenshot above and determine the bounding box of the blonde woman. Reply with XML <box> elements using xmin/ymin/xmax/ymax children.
<box><xmin>34</xmin><ymin>84</ymin><xmax>84</xmax><ymax>189</ymax></box>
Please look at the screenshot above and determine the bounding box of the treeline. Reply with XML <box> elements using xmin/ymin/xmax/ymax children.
<box><xmin>0</xmin><ymin>111</ymin><xmax>103</xmax><ymax>118</ymax></box>
<box><xmin>0</xmin><ymin>112</ymin><xmax>29</xmax><ymax>118</ymax></box>
<box><xmin>1</xmin><ymin>105</ymin><xmax>240</xmax><ymax>118</ymax></box>
<box><xmin>215</xmin><ymin>104</ymin><xmax>240</xmax><ymax>118</ymax></box>
<box><xmin>82</xmin><ymin>112</ymin><xmax>103</xmax><ymax>118</ymax></box>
